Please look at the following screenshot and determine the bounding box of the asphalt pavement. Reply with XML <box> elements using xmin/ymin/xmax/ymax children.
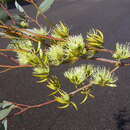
<box><xmin>1</xmin><ymin>0</ymin><xmax>130</xmax><ymax>130</ymax></box>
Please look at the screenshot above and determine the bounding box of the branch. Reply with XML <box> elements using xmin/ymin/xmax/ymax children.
<box><xmin>90</xmin><ymin>57</ymin><xmax>117</xmax><ymax>64</ymax></box>
<box><xmin>70</xmin><ymin>83</ymin><xmax>93</xmax><ymax>96</ymax></box>
<box><xmin>0</xmin><ymin>52</ymin><xmax>18</xmax><ymax>64</ymax></box>
<box><xmin>0</xmin><ymin>64</ymin><xmax>32</xmax><ymax>69</ymax></box>
<box><xmin>86</xmin><ymin>45</ymin><xmax>114</xmax><ymax>54</ymax></box>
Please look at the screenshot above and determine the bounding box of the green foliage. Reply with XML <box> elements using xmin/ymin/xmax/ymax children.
<box><xmin>55</xmin><ymin>90</ymin><xmax>78</xmax><ymax>110</ymax></box>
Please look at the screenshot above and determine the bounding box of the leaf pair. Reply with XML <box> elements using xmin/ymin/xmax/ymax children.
<box><xmin>55</xmin><ymin>91</ymin><xmax>78</xmax><ymax>110</ymax></box>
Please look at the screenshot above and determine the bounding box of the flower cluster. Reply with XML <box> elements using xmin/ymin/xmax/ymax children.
<box><xmin>113</xmin><ymin>42</ymin><xmax>130</xmax><ymax>60</ymax></box>
<box><xmin>64</xmin><ymin>35</ymin><xmax>86</xmax><ymax>60</ymax></box>
<box><xmin>64</xmin><ymin>64</ymin><xmax>94</xmax><ymax>86</ymax></box>
<box><xmin>46</xmin><ymin>44</ymin><xmax>65</xmax><ymax>65</ymax></box>
<box><xmin>91</xmin><ymin>66</ymin><xmax>118</xmax><ymax>87</ymax></box>
<box><xmin>51</xmin><ymin>21</ymin><xmax>69</xmax><ymax>38</ymax></box>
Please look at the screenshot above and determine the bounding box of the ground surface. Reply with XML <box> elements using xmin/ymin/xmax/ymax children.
<box><xmin>1</xmin><ymin>0</ymin><xmax>130</xmax><ymax>130</ymax></box>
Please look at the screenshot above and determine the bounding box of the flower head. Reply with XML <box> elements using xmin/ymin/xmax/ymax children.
<box><xmin>9</xmin><ymin>38</ymin><xmax>34</xmax><ymax>51</ymax></box>
<box><xmin>113</xmin><ymin>42</ymin><xmax>130</xmax><ymax>60</ymax></box>
<box><xmin>46</xmin><ymin>44</ymin><xmax>65</xmax><ymax>65</ymax></box>
<box><xmin>51</xmin><ymin>21</ymin><xmax>69</xmax><ymax>38</ymax></box>
<box><xmin>32</xmin><ymin>27</ymin><xmax>48</xmax><ymax>35</ymax></box>
<box><xmin>91</xmin><ymin>66</ymin><xmax>118</xmax><ymax>87</ymax></box>
<box><xmin>64</xmin><ymin>34</ymin><xmax>86</xmax><ymax>59</ymax></box>
<box><xmin>64</xmin><ymin>64</ymin><xmax>94</xmax><ymax>85</ymax></box>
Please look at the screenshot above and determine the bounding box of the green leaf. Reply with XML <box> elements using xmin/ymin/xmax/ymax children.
<box><xmin>80</xmin><ymin>95</ymin><xmax>88</xmax><ymax>104</ymax></box>
<box><xmin>2</xmin><ymin>119</ymin><xmax>7</xmax><ymax>130</ymax></box>
<box><xmin>37</xmin><ymin>78</ymin><xmax>48</xmax><ymax>83</ymax></box>
<box><xmin>0</xmin><ymin>100</ymin><xmax>13</xmax><ymax>109</ymax></box>
<box><xmin>0</xmin><ymin>8</ymin><xmax>10</xmax><ymax>22</ymax></box>
<box><xmin>0</xmin><ymin>105</ymin><xmax>15</xmax><ymax>120</ymax></box>
<box><xmin>71</xmin><ymin>102</ymin><xmax>78</xmax><ymax>111</ymax></box>
<box><xmin>37</xmin><ymin>0</ymin><xmax>55</xmax><ymax>16</ymax></box>
<box><xmin>15</xmin><ymin>0</ymin><xmax>25</xmax><ymax>13</ymax></box>
<box><xmin>58</xmin><ymin>104</ymin><xmax>69</xmax><ymax>109</ymax></box>
<box><xmin>2</xmin><ymin>101</ymin><xmax>13</xmax><ymax>108</ymax></box>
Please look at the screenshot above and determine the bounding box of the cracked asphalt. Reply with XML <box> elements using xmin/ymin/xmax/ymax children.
<box><xmin>1</xmin><ymin>0</ymin><xmax>130</xmax><ymax>130</ymax></box>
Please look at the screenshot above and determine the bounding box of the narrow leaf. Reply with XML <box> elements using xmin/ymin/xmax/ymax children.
<box><xmin>15</xmin><ymin>0</ymin><xmax>24</xmax><ymax>13</ymax></box>
<box><xmin>71</xmin><ymin>102</ymin><xmax>78</xmax><ymax>111</ymax></box>
<box><xmin>0</xmin><ymin>105</ymin><xmax>15</xmax><ymax>120</ymax></box>
<box><xmin>2</xmin><ymin>101</ymin><xmax>13</xmax><ymax>109</ymax></box>
<box><xmin>58</xmin><ymin>104</ymin><xmax>69</xmax><ymax>109</ymax></box>
<box><xmin>37</xmin><ymin>0</ymin><xmax>55</xmax><ymax>16</ymax></box>
<box><xmin>2</xmin><ymin>119</ymin><xmax>7</xmax><ymax>130</ymax></box>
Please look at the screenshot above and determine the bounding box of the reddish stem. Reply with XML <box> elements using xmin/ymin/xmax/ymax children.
<box><xmin>0</xmin><ymin>64</ymin><xmax>32</xmax><ymax>68</ymax></box>
<box><xmin>14</xmin><ymin>99</ymin><xmax>56</xmax><ymax>116</ymax></box>
<box><xmin>0</xmin><ymin>52</ymin><xmax>18</xmax><ymax>64</ymax></box>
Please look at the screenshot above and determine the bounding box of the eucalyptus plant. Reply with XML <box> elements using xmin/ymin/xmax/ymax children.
<box><xmin>0</xmin><ymin>0</ymin><xmax>130</xmax><ymax>130</ymax></box>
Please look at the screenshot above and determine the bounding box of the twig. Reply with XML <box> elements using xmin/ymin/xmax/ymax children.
<box><xmin>0</xmin><ymin>52</ymin><xmax>18</xmax><ymax>64</ymax></box>
<box><xmin>86</xmin><ymin>45</ymin><xmax>114</xmax><ymax>54</ymax></box>
<box><xmin>110</xmin><ymin>66</ymin><xmax>120</xmax><ymax>73</ymax></box>
<box><xmin>0</xmin><ymin>64</ymin><xmax>32</xmax><ymax>69</ymax></box>
<box><xmin>70</xmin><ymin>83</ymin><xmax>93</xmax><ymax>96</ymax></box>
<box><xmin>14</xmin><ymin>99</ymin><xmax>56</xmax><ymax>116</ymax></box>
<box><xmin>90</xmin><ymin>57</ymin><xmax>117</xmax><ymax>64</ymax></box>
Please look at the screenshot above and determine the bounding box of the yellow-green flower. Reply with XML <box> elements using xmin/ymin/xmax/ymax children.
<box><xmin>46</xmin><ymin>44</ymin><xmax>65</xmax><ymax>65</ymax></box>
<box><xmin>51</xmin><ymin>21</ymin><xmax>69</xmax><ymax>38</ymax></box>
<box><xmin>113</xmin><ymin>42</ymin><xmax>130</xmax><ymax>60</ymax></box>
<box><xmin>64</xmin><ymin>64</ymin><xmax>94</xmax><ymax>86</ymax></box>
<box><xmin>32</xmin><ymin>27</ymin><xmax>48</xmax><ymax>35</ymax></box>
<box><xmin>64</xmin><ymin>34</ymin><xmax>86</xmax><ymax>59</ymax></box>
<box><xmin>10</xmin><ymin>38</ymin><xmax>34</xmax><ymax>51</ymax></box>
<box><xmin>91</xmin><ymin>66</ymin><xmax>118</xmax><ymax>87</ymax></box>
